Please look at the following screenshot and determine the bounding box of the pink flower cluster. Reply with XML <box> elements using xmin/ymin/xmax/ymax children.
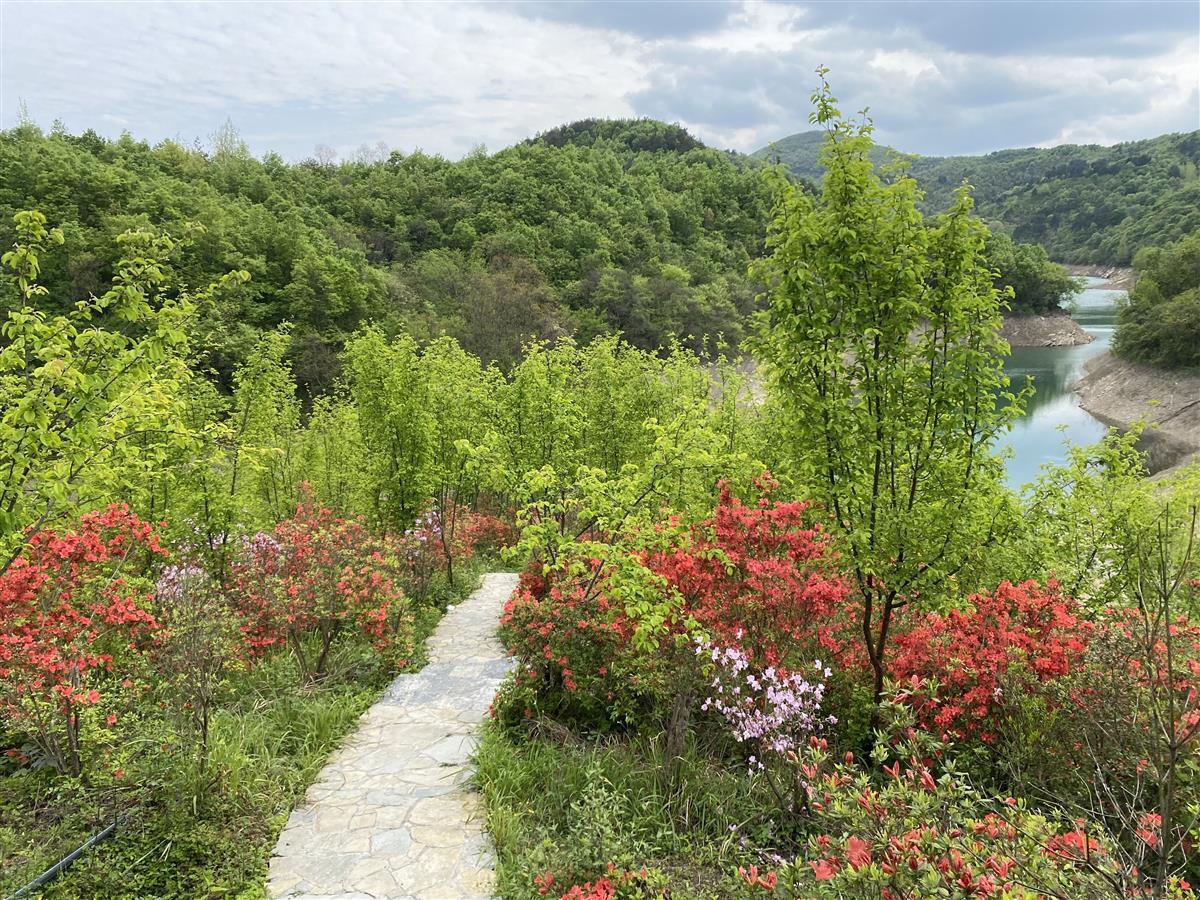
<box><xmin>699</xmin><ymin>639</ymin><xmax>834</xmax><ymax>771</ymax></box>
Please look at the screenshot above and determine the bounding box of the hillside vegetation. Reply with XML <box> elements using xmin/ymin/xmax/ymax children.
<box><xmin>1114</xmin><ymin>230</ymin><xmax>1200</xmax><ymax>368</ymax></box>
<box><xmin>755</xmin><ymin>129</ymin><xmax>1200</xmax><ymax>265</ymax></box>
<box><xmin>1</xmin><ymin>115</ymin><xmax>1092</xmax><ymax>388</ymax></box>
<box><xmin>0</xmin><ymin>119</ymin><xmax>773</xmax><ymax>388</ymax></box>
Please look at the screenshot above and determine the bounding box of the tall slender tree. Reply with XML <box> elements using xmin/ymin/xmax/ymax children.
<box><xmin>753</xmin><ymin>71</ymin><xmax>1023</xmax><ymax>706</ymax></box>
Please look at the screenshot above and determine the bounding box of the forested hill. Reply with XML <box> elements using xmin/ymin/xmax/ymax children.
<box><xmin>754</xmin><ymin>129</ymin><xmax>1200</xmax><ymax>265</ymax></box>
<box><xmin>0</xmin><ymin>119</ymin><xmax>772</xmax><ymax>390</ymax></box>
<box><xmin>527</xmin><ymin>118</ymin><xmax>708</xmax><ymax>154</ymax></box>
<box><xmin>0</xmin><ymin>116</ymin><xmax>1102</xmax><ymax>390</ymax></box>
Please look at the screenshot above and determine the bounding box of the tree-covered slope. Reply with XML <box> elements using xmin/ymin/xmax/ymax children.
<box><xmin>0</xmin><ymin>120</ymin><xmax>773</xmax><ymax>388</ymax></box>
<box><xmin>754</xmin><ymin>130</ymin><xmax>1200</xmax><ymax>264</ymax></box>
<box><xmin>1114</xmin><ymin>230</ymin><xmax>1200</xmax><ymax>369</ymax></box>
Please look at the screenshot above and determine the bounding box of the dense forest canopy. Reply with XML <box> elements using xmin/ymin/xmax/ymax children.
<box><xmin>0</xmin><ymin>115</ymin><xmax>1143</xmax><ymax>390</ymax></box>
<box><xmin>755</xmin><ymin>129</ymin><xmax>1200</xmax><ymax>265</ymax></box>
<box><xmin>528</xmin><ymin>118</ymin><xmax>707</xmax><ymax>154</ymax></box>
<box><xmin>0</xmin><ymin>119</ymin><xmax>773</xmax><ymax>389</ymax></box>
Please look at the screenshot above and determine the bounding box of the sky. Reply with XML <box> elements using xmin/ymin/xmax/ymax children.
<box><xmin>1</xmin><ymin>0</ymin><xmax>1197</xmax><ymax>161</ymax></box>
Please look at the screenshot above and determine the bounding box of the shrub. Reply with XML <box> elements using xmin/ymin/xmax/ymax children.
<box><xmin>764</xmin><ymin>703</ymin><xmax>1147</xmax><ymax>899</ymax></box>
<box><xmin>646</xmin><ymin>480</ymin><xmax>849</xmax><ymax>670</ymax></box>
<box><xmin>498</xmin><ymin>564</ymin><xmax>649</xmax><ymax>726</ymax></box>
<box><xmin>395</xmin><ymin>506</ymin><xmax>474</xmax><ymax>603</ymax></box>
<box><xmin>499</xmin><ymin>481</ymin><xmax>849</xmax><ymax>730</ymax></box>
<box><xmin>154</xmin><ymin>559</ymin><xmax>245</xmax><ymax>772</ymax></box>
<box><xmin>1002</xmin><ymin>603</ymin><xmax>1200</xmax><ymax>889</ymax></box>
<box><xmin>232</xmin><ymin>498</ymin><xmax>414</xmax><ymax>682</ymax></box>
<box><xmin>889</xmin><ymin>580</ymin><xmax>1093</xmax><ymax>743</ymax></box>
<box><xmin>0</xmin><ymin>505</ymin><xmax>164</xmax><ymax>775</ymax></box>
<box><xmin>462</xmin><ymin>510</ymin><xmax>518</xmax><ymax>558</ymax></box>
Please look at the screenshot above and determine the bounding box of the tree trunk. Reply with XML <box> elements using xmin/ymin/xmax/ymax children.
<box><xmin>664</xmin><ymin>686</ymin><xmax>693</xmax><ymax>794</ymax></box>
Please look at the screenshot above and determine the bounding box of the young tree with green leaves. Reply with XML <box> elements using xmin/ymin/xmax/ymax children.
<box><xmin>0</xmin><ymin>210</ymin><xmax>246</xmax><ymax>567</ymax></box>
<box><xmin>752</xmin><ymin>72</ymin><xmax>1023</xmax><ymax>706</ymax></box>
<box><xmin>298</xmin><ymin>393</ymin><xmax>368</xmax><ymax>515</ymax></box>
<box><xmin>420</xmin><ymin>335</ymin><xmax>496</xmax><ymax>586</ymax></box>
<box><xmin>342</xmin><ymin>326</ymin><xmax>434</xmax><ymax>532</ymax></box>
<box><xmin>228</xmin><ymin>326</ymin><xmax>303</xmax><ymax>526</ymax></box>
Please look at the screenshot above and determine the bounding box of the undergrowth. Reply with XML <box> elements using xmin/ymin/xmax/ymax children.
<box><xmin>474</xmin><ymin>719</ymin><xmax>781</xmax><ymax>900</ymax></box>
<box><xmin>0</xmin><ymin>560</ymin><xmax>486</xmax><ymax>899</ymax></box>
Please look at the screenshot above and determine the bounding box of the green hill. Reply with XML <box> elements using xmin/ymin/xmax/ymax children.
<box><xmin>0</xmin><ymin>119</ymin><xmax>773</xmax><ymax>387</ymax></box>
<box><xmin>754</xmin><ymin>130</ymin><xmax>1200</xmax><ymax>264</ymax></box>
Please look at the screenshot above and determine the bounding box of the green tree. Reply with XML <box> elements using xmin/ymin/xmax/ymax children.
<box><xmin>228</xmin><ymin>326</ymin><xmax>302</xmax><ymax>525</ymax></box>
<box><xmin>0</xmin><ymin>211</ymin><xmax>245</xmax><ymax>564</ymax></box>
<box><xmin>1114</xmin><ymin>231</ymin><xmax>1200</xmax><ymax>369</ymax></box>
<box><xmin>983</xmin><ymin>231</ymin><xmax>1081</xmax><ymax>314</ymax></box>
<box><xmin>751</xmin><ymin>73</ymin><xmax>1022</xmax><ymax>706</ymax></box>
<box><xmin>298</xmin><ymin>393</ymin><xmax>368</xmax><ymax>515</ymax></box>
<box><xmin>420</xmin><ymin>336</ymin><xmax>495</xmax><ymax>585</ymax></box>
<box><xmin>342</xmin><ymin>326</ymin><xmax>433</xmax><ymax>531</ymax></box>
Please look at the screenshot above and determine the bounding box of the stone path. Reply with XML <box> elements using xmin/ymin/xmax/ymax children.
<box><xmin>267</xmin><ymin>572</ymin><xmax>519</xmax><ymax>900</ymax></box>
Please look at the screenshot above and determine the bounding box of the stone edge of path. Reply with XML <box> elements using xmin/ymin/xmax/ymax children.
<box><xmin>266</xmin><ymin>572</ymin><xmax>518</xmax><ymax>900</ymax></box>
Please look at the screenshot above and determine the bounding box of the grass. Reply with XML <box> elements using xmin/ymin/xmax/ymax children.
<box><xmin>0</xmin><ymin>559</ymin><xmax>487</xmax><ymax>899</ymax></box>
<box><xmin>473</xmin><ymin>715</ymin><xmax>783</xmax><ymax>899</ymax></box>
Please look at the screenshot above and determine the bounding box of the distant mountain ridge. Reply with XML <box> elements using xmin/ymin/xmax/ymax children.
<box><xmin>753</xmin><ymin>129</ymin><xmax>1200</xmax><ymax>265</ymax></box>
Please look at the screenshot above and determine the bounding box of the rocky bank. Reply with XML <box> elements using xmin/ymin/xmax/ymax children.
<box><xmin>1064</xmin><ymin>264</ymin><xmax>1136</xmax><ymax>291</ymax></box>
<box><xmin>1074</xmin><ymin>351</ymin><xmax>1200</xmax><ymax>476</ymax></box>
<box><xmin>1002</xmin><ymin>310</ymin><xmax>1094</xmax><ymax>348</ymax></box>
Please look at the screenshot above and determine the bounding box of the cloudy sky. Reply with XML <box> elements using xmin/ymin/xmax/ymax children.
<box><xmin>2</xmin><ymin>1</ymin><xmax>1197</xmax><ymax>161</ymax></box>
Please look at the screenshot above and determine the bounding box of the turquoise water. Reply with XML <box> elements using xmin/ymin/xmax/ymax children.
<box><xmin>998</xmin><ymin>277</ymin><xmax>1125</xmax><ymax>489</ymax></box>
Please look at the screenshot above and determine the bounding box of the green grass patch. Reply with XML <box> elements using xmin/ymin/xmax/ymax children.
<box><xmin>473</xmin><ymin>717</ymin><xmax>785</xmax><ymax>899</ymax></box>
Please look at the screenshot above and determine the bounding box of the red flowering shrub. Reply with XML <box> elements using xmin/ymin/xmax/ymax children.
<box><xmin>461</xmin><ymin>511</ymin><xmax>517</xmax><ymax>557</ymax></box>
<box><xmin>498</xmin><ymin>563</ymin><xmax>646</xmax><ymax>725</ymax></box>
<box><xmin>0</xmin><ymin>505</ymin><xmax>164</xmax><ymax>774</ymax></box>
<box><xmin>758</xmin><ymin>705</ymin><xmax>1146</xmax><ymax>900</ymax></box>
<box><xmin>1025</xmin><ymin>604</ymin><xmax>1200</xmax><ymax>886</ymax></box>
<box><xmin>232</xmin><ymin>498</ymin><xmax>414</xmax><ymax>681</ymax></box>
<box><xmin>645</xmin><ymin>480</ymin><xmax>849</xmax><ymax>669</ymax></box>
<box><xmin>499</xmin><ymin>481</ymin><xmax>849</xmax><ymax>728</ymax></box>
<box><xmin>536</xmin><ymin>865</ymin><xmax>666</xmax><ymax>899</ymax></box>
<box><xmin>1110</xmin><ymin>606</ymin><xmax>1200</xmax><ymax>750</ymax></box>
<box><xmin>889</xmin><ymin>580</ymin><xmax>1093</xmax><ymax>743</ymax></box>
<box><xmin>227</xmin><ymin>532</ymin><xmax>287</xmax><ymax>655</ymax></box>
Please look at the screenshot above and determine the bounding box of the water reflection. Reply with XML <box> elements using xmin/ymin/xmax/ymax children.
<box><xmin>997</xmin><ymin>278</ymin><xmax>1124</xmax><ymax>489</ymax></box>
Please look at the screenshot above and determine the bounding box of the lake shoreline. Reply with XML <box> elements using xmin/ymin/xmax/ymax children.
<box><xmin>1063</xmin><ymin>263</ymin><xmax>1135</xmax><ymax>290</ymax></box>
<box><xmin>1074</xmin><ymin>350</ymin><xmax>1200</xmax><ymax>475</ymax></box>
<box><xmin>1002</xmin><ymin>310</ymin><xmax>1094</xmax><ymax>347</ymax></box>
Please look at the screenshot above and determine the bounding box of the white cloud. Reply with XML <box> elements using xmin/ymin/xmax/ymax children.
<box><xmin>2</xmin><ymin>1</ymin><xmax>645</xmax><ymax>157</ymax></box>
<box><xmin>0</xmin><ymin>0</ymin><xmax>1195</xmax><ymax>159</ymax></box>
<box><xmin>868</xmin><ymin>50</ymin><xmax>943</xmax><ymax>82</ymax></box>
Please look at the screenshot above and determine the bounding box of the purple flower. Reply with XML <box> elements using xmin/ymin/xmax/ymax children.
<box><xmin>698</xmin><ymin>640</ymin><xmax>835</xmax><ymax>774</ymax></box>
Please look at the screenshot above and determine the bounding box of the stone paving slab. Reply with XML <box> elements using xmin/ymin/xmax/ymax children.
<box><xmin>267</xmin><ymin>573</ymin><xmax>518</xmax><ymax>900</ymax></box>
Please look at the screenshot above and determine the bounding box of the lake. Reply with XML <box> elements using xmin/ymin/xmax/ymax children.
<box><xmin>997</xmin><ymin>277</ymin><xmax>1125</xmax><ymax>488</ymax></box>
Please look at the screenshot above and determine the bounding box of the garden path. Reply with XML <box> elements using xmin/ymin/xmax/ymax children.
<box><xmin>266</xmin><ymin>572</ymin><xmax>518</xmax><ymax>900</ymax></box>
